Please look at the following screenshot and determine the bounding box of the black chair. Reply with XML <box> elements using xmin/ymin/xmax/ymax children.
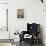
<box><xmin>19</xmin><ymin>23</ymin><xmax>40</xmax><ymax>45</ymax></box>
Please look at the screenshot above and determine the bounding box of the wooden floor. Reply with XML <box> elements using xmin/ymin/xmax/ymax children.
<box><xmin>0</xmin><ymin>43</ymin><xmax>13</xmax><ymax>46</ymax></box>
<box><xmin>0</xmin><ymin>39</ymin><xmax>14</xmax><ymax>43</ymax></box>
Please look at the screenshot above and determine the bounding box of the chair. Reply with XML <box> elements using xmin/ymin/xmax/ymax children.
<box><xmin>19</xmin><ymin>23</ymin><xmax>40</xmax><ymax>46</ymax></box>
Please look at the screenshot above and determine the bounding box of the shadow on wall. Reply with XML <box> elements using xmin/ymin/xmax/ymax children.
<box><xmin>40</xmin><ymin>25</ymin><xmax>45</xmax><ymax>46</ymax></box>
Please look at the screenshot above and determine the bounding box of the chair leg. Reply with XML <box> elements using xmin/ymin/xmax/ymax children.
<box><xmin>30</xmin><ymin>41</ymin><xmax>34</xmax><ymax>46</ymax></box>
<box><xmin>20</xmin><ymin>41</ymin><xmax>21</xmax><ymax>45</ymax></box>
<box><xmin>30</xmin><ymin>39</ymin><xmax>34</xmax><ymax>46</ymax></box>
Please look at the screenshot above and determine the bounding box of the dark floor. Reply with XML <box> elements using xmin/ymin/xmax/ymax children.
<box><xmin>19</xmin><ymin>41</ymin><xmax>43</xmax><ymax>46</ymax></box>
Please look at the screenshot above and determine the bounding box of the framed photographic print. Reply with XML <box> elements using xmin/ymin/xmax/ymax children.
<box><xmin>17</xmin><ymin>9</ymin><xmax>25</xmax><ymax>19</ymax></box>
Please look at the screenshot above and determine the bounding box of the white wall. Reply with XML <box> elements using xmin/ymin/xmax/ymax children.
<box><xmin>9</xmin><ymin>0</ymin><xmax>43</xmax><ymax>36</ymax></box>
<box><xmin>44</xmin><ymin>0</ymin><xmax>46</xmax><ymax>3</ymax></box>
<box><xmin>9</xmin><ymin>0</ymin><xmax>42</xmax><ymax>32</ymax></box>
<box><xmin>0</xmin><ymin>0</ymin><xmax>8</xmax><ymax>3</ymax></box>
<box><xmin>9</xmin><ymin>0</ymin><xmax>46</xmax><ymax>45</ymax></box>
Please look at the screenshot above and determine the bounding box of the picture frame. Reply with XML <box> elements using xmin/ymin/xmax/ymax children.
<box><xmin>17</xmin><ymin>9</ymin><xmax>26</xmax><ymax>19</ymax></box>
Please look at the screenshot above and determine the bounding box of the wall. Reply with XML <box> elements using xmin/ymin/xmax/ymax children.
<box><xmin>9</xmin><ymin>0</ymin><xmax>46</xmax><ymax>45</ymax></box>
<box><xmin>0</xmin><ymin>0</ymin><xmax>8</xmax><ymax>3</ymax></box>
<box><xmin>9</xmin><ymin>0</ymin><xmax>43</xmax><ymax>37</ymax></box>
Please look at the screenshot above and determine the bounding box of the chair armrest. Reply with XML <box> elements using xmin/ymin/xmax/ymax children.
<box><xmin>22</xmin><ymin>31</ymin><xmax>28</xmax><ymax>35</ymax></box>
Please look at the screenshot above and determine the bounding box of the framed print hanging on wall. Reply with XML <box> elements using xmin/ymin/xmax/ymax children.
<box><xmin>17</xmin><ymin>9</ymin><xmax>25</xmax><ymax>19</ymax></box>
